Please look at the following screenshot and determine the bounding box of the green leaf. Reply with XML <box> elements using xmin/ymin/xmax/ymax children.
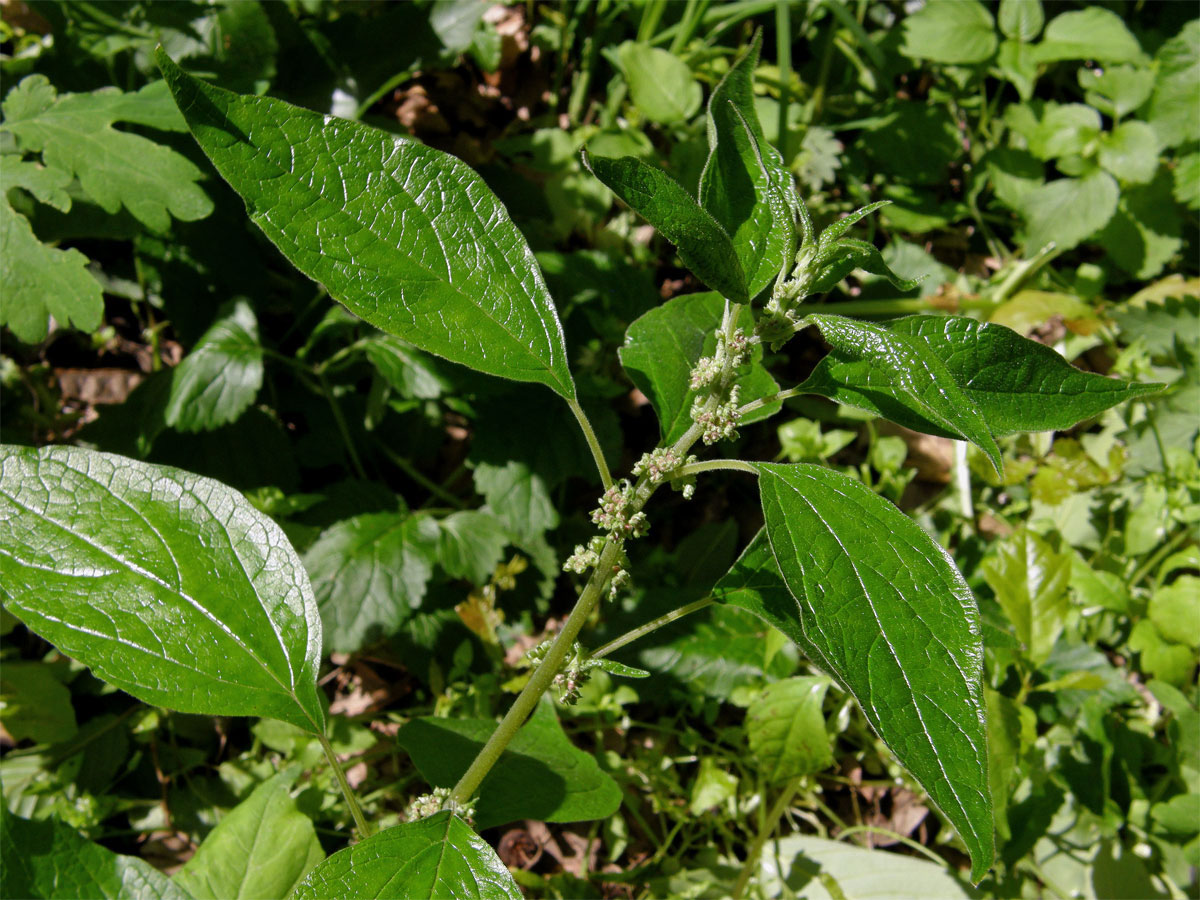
<box><xmin>1</xmin><ymin>809</ymin><xmax>191</xmax><ymax>900</ymax></box>
<box><xmin>395</xmin><ymin>700</ymin><xmax>621</xmax><ymax>829</ymax></box>
<box><xmin>174</xmin><ymin>769</ymin><xmax>324</xmax><ymax>900</ymax></box>
<box><xmin>1097</xmin><ymin>170</ymin><xmax>1184</xmax><ymax>280</ymax></box>
<box><xmin>473</xmin><ymin>460</ymin><xmax>558</xmax><ymax>543</ymax></box>
<box><xmin>0</xmin><ymin>162</ymin><xmax>103</xmax><ymax>343</ymax></box>
<box><xmin>1034</xmin><ymin>7</ymin><xmax>1144</xmax><ymax>64</ymax></box>
<box><xmin>437</xmin><ymin>510</ymin><xmax>508</xmax><ymax>585</ymax></box>
<box><xmin>1145</xmin><ymin>21</ymin><xmax>1200</xmax><ymax>148</ymax></box>
<box><xmin>1077</xmin><ymin>64</ymin><xmax>1155</xmax><ymax>120</ymax></box>
<box><xmin>582</xmin><ymin>151</ymin><xmax>747</xmax><ymax>303</ymax></box>
<box><xmin>698</xmin><ymin>31</ymin><xmax>798</xmax><ymax>300</ymax></box>
<box><xmin>303</xmin><ymin>512</ymin><xmax>440</xmax><ymax>654</ymax></box>
<box><xmin>901</xmin><ymin>0</ymin><xmax>998</xmax><ymax>65</ymax></box>
<box><xmin>620</xmin><ymin>291</ymin><xmax>780</xmax><ymax>443</ymax></box>
<box><xmin>875</xmin><ymin>316</ymin><xmax>1162</xmax><ymax>435</ymax></box>
<box><xmin>995</xmin><ymin>39</ymin><xmax>1039</xmax><ymax>101</ymax></box>
<box><xmin>0</xmin><ymin>445</ymin><xmax>325</xmax><ymax>733</ymax></box>
<box><xmin>998</xmin><ymin>0</ymin><xmax>1043</xmax><ymax>42</ymax></box>
<box><xmin>164</xmin><ymin>299</ymin><xmax>264</xmax><ymax>432</ymax></box>
<box><xmin>753</xmin><ymin>462</ymin><xmax>993</xmax><ymax>882</ymax></box>
<box><xmin>689</xmin><ymin>756</ymin><xmax>738</xmax><ymax>814</ymax></box>
<box><xmin>615</xmin><ymin>41</ymin><xmax>702</xmax><ymax>125</ymax></box>
<box><xmin>0</xmin><ymin>662</ymin><xmax>78</xmax><ymax>744</ymax></box>
<box><xmin>1174</xmin><ymin>152</ymin><xmax>1200</xmax><ymax>210</ymax></box>
<box><xmin>1</xmin><ymin>76</ymin><xmax>213</xmax><ymax>233</ymax></box>
<box><xmin>1149</xmin><ymin>576</ymin><xmax>1200</xmax><ymax>649</ymax></box>
<box><xmin>156</xmin><ymin>49</ymin><xmax>576</xmax><ymax>401</ymax></box>
<box><xmin>746</xmin><ymin>676</ymin><xmax>833</xmax><ymax>783</ymax></box>
<box><xmin>1005</xmin><ymin>102</ymin><xmax>1102</xmax><ymax>162</ymax></box>
<box><xmin>291</xmin><ymin>812</ymin><xmax>520</xmax><ymax>900</ymax></box>
<box><xmin>363</xmin><ymin>337</ymin><xmax>448</xmax><ymax>400</ymax></box>
<box><xmin>1097</xmin><ymin>121</ymin><xmax>1162</xmax><ymax>185</ymax></box>
<box><xmin>1018</xmin><ymin>172</ymin><xmax>1119</xmax><ymax>254</ymax></box>
<box><xmin>981</xmin><ymin>529</ymin><xmax>1070</xmax><ymax>665</ymax></box>
<box><xmin>799</xmin><ymin>314</ymin><xmax>1002</xmax><ymax>473</ymax></box>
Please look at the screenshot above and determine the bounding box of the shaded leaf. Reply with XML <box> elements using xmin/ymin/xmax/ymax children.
<box><xmin>746</xmin><ymin>676</ymin><xmax>833</xmax><ymax>783</ymax></box>
<box><xmin>437</xmin><ymin>510</ymin><xmax>508</xmax><ymax>585</ymax></box>
<box><xmin>1145</xmin><ymin>20</ymin><xmax>1200</xmax><ymax>148</ymax></box>
<box><xmin>0</xmin><ymin>445</ymin><xmax>325</xmax><ymax>732</ymax></box>
<box><xmin>473</xmin><ymin>460</ymin><xmax>558</xmax><ymax>543</ymax></box>
<box><xmin>754</xmin><ymin>462</ymin><xmax>993</xmax><ymax>881</ymax></box>
<box><xmin>157</xmin><ymin>50</ymin><xmax>575</xmax><ymax>400</ymax></box>
<box><xmin>165</xmin><ymin>299</ymin><xmax>263</xmax><ymax>432</ymax></box>
<box><xmin>396</xmin><ymin>700</ymin><xmax>621</xmax><ymax>830</ymax></box>
<box><xmin>291</xmin><ymin>812</ymin><xmax>520</xmax><ymax>900</ymax></box>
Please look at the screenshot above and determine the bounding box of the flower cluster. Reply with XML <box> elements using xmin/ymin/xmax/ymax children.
<box><xmin>631</xmin><ymin>447</ymin><xmax>696</xmax><ymax>484</ymax></box>
<box><xmin>688</xmin><ymin>328</ymin><xmax>752</xmax><ymax>391</ymax></box>
<box><xmin>405</xmin><ymin>787</ymin><xmax>468</xmax><ymax>822</ymax></box>
<box><xmin>691</xmin><ymin>384</ymin><xmax>742</xmax><ymax>445</ymax></box>
<box><xmin>590</xmin><ymin>480</ymin><xmax>648</xmax><ymax>538</ymax></box>
<box><xmin>562</xmin><ymin>536</ymin><xmax>605</xmax><ymax>574</ymax></box>
<box><xmin>526</xmin><ymin>640</ymin><xmax>600</xmax><ymax>705</ymax></box>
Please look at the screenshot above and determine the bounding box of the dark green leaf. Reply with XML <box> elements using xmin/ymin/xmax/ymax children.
<box><xmin>363</xmin><ymin>337</ymin><xmax>448</xmax><ymax>400</ymax></box>
<box><xmin>156</xmin><ymin>50</ymin><xmax>576</xmax><ymax>400</ymax></box>
<box><xmin>165</xmin><ymin>299</ymin><xmax>263</xmax><ymax>432</ymax></box>
<box><xmin>396</xmin><ymin>700</ymin><xmax>621</xmax><ymax>829</ymax></box>
<box><xmin>582</xmin><ymin>151</ymin><xmax>747</xmax><ymax>303</ymax></box>
<box><xmin>174</xmin><ymin>769</ymin><xmax>324</xmax><ymax>900</ymax></box>
<box><xmin>698</xmin><ymin>31</ymin><xmax>798</xmax><ymax>299</ymax></box>
<box><xmin>620</xmin><ymin>291</ymin><xmax>780</xmax><ymax>443</ymax></box>
<box><xmin>901</xmin><ymin>0</ymin><xmax>997</xmax><ymax>65</ymax></box>
<box><xmin>303</xmin><ymin>512</ymin><xmax>440</xmax><ymax>655</ymax></box>
<box><xmin>0</xmin><ymin>662</ymin><xmax>77</xmax><ymax>744</ymax></box>
<box><xmin>746</xmin><ymin>676</ymin><xmax>833</xmax><ymax>782</ymax></box>
<box><xmin>754</xmin><ymin>462</ymin><xmax>993</xmax><ymax>881</ymax></box>
<box><xmin>0</xmin><ymin>445</ymin><xmax>326</xmax><ymax>732</ymax></box>
<box><xmin>1097</xmin><ymin>170</ymin><xmax>1184</xmax><ymax>280</ymax></box>
<box><xmin>799</xmin><ymin>314</ymin><xmax>1003</xmax><ymax>473</ymax></box>
<box><xmin>1</xmin><ymin>809</ymin><xmax>191</xmax><ymax>900</ymax></box>
<box><xmin>291</xmin><ymin>812</ymin><xmax>520</xmax><ymax>900</ymax></box>
<box><xmin>437</xmin><ymin>510</ymin><xmax>508</xmax><ymax>585</ymax></box>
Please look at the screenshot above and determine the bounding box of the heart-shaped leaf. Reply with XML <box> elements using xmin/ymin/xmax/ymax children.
<box><xmin>156</xmin><ymin>49</ymin><xmax>575</xmax><ymax>400</ymax></box>
<box><xmin>0</xmin><ymin>445</ymin><xmax>325</xmax><ymax>732</ymax></box>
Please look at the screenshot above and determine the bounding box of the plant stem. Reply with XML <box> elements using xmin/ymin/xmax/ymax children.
<box><xmin>737</xmin><ymin>386</ymin><xmax>804</xmax><ymax>419</ymax></box>
<box><xmin>731</xmin><ymin>778</ymin><xmax>802</xmax><ymax>899</ymax></box>
<box><xmin>378</xmin><ymin>444</ymin><xmax>465</xmax><ymax>508</ymax></box>
<box><xmin>1130</xmin><ymin>527</ymin><xmax>1190</xmax><ymax>588</ymax></box>
<box><xmin>318</xmin><ymin>372</ymin><xmax>369</xmax><ymax>480</ymax></box>
<box><xmin>591</xmin><ymin>597</ymin><xmax>716</xmax><ymax>659</ymax></box>
<box><xmin>674</xmin><ymin>458</ymin><xmax>760</xmax><ymax>479</ymax></box>
<box><xmin>446</xmin><ymin>538</ymin><xmax>623</xmax><ymax>807</ymax></box>
<box><xmin>568</xmin><ymin>396</ymin><xmax>614</xmax><ymax>489</ymax></box>
<box><xmin>318</xmin><ymin>732</ymin><xmax>372</xmax><ymax>839</ymax></box>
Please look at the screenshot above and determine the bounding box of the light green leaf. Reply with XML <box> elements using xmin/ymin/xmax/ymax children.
<box><xmin>1145</xmin><ymin>19</ymin><xmax>1199</xmax><ymax>148</ymax></box>
<box><xmin>0</xmin><ymin>445</ymin><xmax>326</xmax><ymax>732</ymax></box>
<box><xmin>1034</xmin><ymin>7</ymin><xmax>1144</xmax><ymax>64</ymax></box>
<box><xmin>843</xmin><ymin>315</ymin><xmax>1162</xmax><ymax>436</ymax></box>
<box><xmin>164</xmin><ymin>299</ymin><xmax>263</xmax><ymax>432</ymax></box>
<box><xmin>616</xmin><ymin>41</ymin><xmax>702</xmax><ymax>125</ymax></box>
<box><xmin>437</xmin><ymin>509</ymin><xmax>508</xmax><ymax>585</ymax></box>
<box><xmin>1077</xmin><ymin>64</ymin><xmax>1155</xmax><ymax>120</ymax></box>
<box><xmin>0</xmin><ymin>662</ymin><xmax>77</xmax><ymax>744</ymax></box>
<box><xmin>1</xmin><ymin>75</ymin><xmax>212</xmax><ymax>233</ymax></box>
<box><xmin>698</xmin><ymin>31</ymin><xmax>798</xmax><ymax>300</ymax></box>
<box><xmin>1173</xmin><ymin>152</ymin><xmax>1200</xmax><ymax>210</ymax></box>
<box><xmin>757</xmin><ymin>834</ymin><xmax>975</xmax><ymax>899</ymax></box>
<box><xmin>901</xmin><ymin>0</ymin><xmax>997</xmax><ymax>65</ymax></box>
<box><xmin>174</xmin><ymin>769</ymin><xmax>324</xmax><ymax>900</ymax></box>
<box><xmin>1130</xmin><ymin>620</ymin><xmax>1195</xmax><ymax>687</ymax></box>
<box><xmin>754</xmin><ymin>462</ymin><xmax>993</xmax><ymax>882</ymax></box>
<box><xmin>583</xmin><ymin>151</ymin><xmax>747</xmax><ymax>303</ymax></box>
<box><xmin>1097</xmin><ymin>121</ymin><xmax>1162</xmax><ymax>185</ymax></box>
<box><xmin>0</xmin><ymin>167</ymin><xmax>103</xmax><ymax>343</ymax></box>
<box><xmin>395</xmin><ymin>700</ymin><xmax>621</xmax><ymax>829</ymax></box>
<box><xmin>291</xmin><ymin>812</ymin><xmax>520</xmax><ymax>900</ymax></box>
<box><xmin>981</xmin><ymin>529</ymin><xmax>1070</xmax><ymax>665</ymax></box>
<box><xmin>1006</xmin><ymin>102</ymin><xmax>1101</xmax><ymax>162</ymax></box>
<box><xmin>995</xmin><ymin>39</ymin><xmax>1039</xmax><ymax>100</ymax></box>
<box><xmin>156</xmin><ymin>50</ymin><xmax>576</xmax><ymax>401</ymax></box>
<box><xmin>473</xmin><ymin>460</ymin><xmax>558</xmax><ymax>543</ymax></box>
<box><xmin>689</xmin><ymin>756</ymin><xmax>738</xmax><ymax>815</ymax></box>
<box><xmin>430</xmin><ymin>0</ymin><xmax>488</xmax><ymax>54</ymax></box>
<box><xmin>1149</xmin><ymin>576</ymin><xmax>1200</xmax><ymax>649</ymax></box>
<box><xmin>304</xmin><ymin>512</ymin><xmax>440</xmax><ymax>655</ymax></box>
<box><xmin>998</xmin><ymin>0</ymin><xmax>1043</xmax><ymax>42</ymax></box>
<box><xmin>746</xmin><ymin>676</ymin><xmax>833</xmax><ymax>783</ymax></box>
<box><xmin>799</xmin><ymin>314</ymin><xmax>1002</xmax><ymax>473</ymax></box>
<box><xmin>1</xmin><ymin>809</ymin><xmax>191</xmax><ymax>900</ymax></box>
<box><xmin>620</xmin><ymin>291</ymin><xmax>780</xmax><ymax>443</ymax></box>
<box><xmin>1018</xmin><ymin>172</ymin><xmax>1119</xmax><ymax>254</ymax></box>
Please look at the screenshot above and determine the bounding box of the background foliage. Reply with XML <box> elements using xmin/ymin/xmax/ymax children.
<box><xmin>1</xmin><ymin>1</ymin><xmax>1196</xmax><ymax>898</ymax></box>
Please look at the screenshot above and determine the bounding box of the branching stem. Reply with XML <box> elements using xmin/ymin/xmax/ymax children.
<box><xmin>590</xmin><ymin>597</ymin><xmax>716</xmax><ymax>660</ymax></box>
<box><xmin>568</xmin><ymin>397</ymin><xmax>614</xmax><ymax>489</ymax></box>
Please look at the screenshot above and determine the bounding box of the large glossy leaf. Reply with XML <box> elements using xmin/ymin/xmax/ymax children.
<box><xmin>290</xmin><ymin>812</ymin><xmax>520</xmax><ymax>900</ymax></box>
<box><xmin>0</xmin><ymin>810</ymin><xmax>191</xmax><ymax>900</ymax></box>
<box><xmin>710</xmin><ymin>529</ymin><xmax>814</xmax><ymax>656</ymax></box>
<box><xmin>396</xmin><ymin>699</ymin><xmax>621</xmax><ymax>829</ymax></box>
<box><xmin>698</xmin><ymin>31</ymin><xmax>797</xmax><ymax>299</ymax></box>
<box><xmin>164</xmin><ymin>299</ymin><xmax>264</xmax><ymax>432</ymax></box>
<box><xmin>174</xmin><ymin>769</ymin><xmax>324</xmax><ymax>900</ymax></box>
<box><xmin>156</xmin><ymin>50</ymin><xmax>575</xmax><ymax>400</ymax></box>
<box><xmin>799</xmin><ymin>314</ymin><xmax>1002</xmax><ymax>473</ymax></box>
<box><xmin>804</xmin><ymin>315</ymin><xmax>1162</xmax><ymax>437</ymax></box>
<box><xmin>754</xmin><ymin>462</ymin><xmax>993</xmax><ymax>881</ymax></box>
<box><xmin>582</xmin><ymin>150</ymin><xmax>748</xmax><ymax>303</ymax></box>
<box><xmin>304</xmin><ymin>512</ymin><xmax>440</xmax><ymax>654</ymax></box>
<box><xmin>746</xmin><ymin>676</ymin><xmax>833</xmax><ymax>783</ymax></box>
<box><xmin>620</xmin><ymin>291</ymin><xmax>780</xmax><ymax>443</ymax></box>
<box><xmin>0</xmin><ymin>445</ymin><xmax>325</xmax><ymax>732</ymax></box>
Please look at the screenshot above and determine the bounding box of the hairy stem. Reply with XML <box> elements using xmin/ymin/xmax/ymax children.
<box><xmin>674</xmin><ymin>458</ymin><xmax>760</xmax><ymax>479</ymax></box>
<box><xmin>568</xmin><ymin>397</ymin><xmax>614</xmax><ymax>489</ymax></box>
<box><xmin>737</xmin><ymin>386</ymin><xmax>804</xmax><ymax>419</ymax></box>
<box><xmin>319</xmin><ymin>732</ymin><xmax>372</xmax><ymax>839</ymax></box>
<box><xmin>591</xmin><ymin>597</ymin><xmax>716</xmax><ymax>660</ymax></box>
